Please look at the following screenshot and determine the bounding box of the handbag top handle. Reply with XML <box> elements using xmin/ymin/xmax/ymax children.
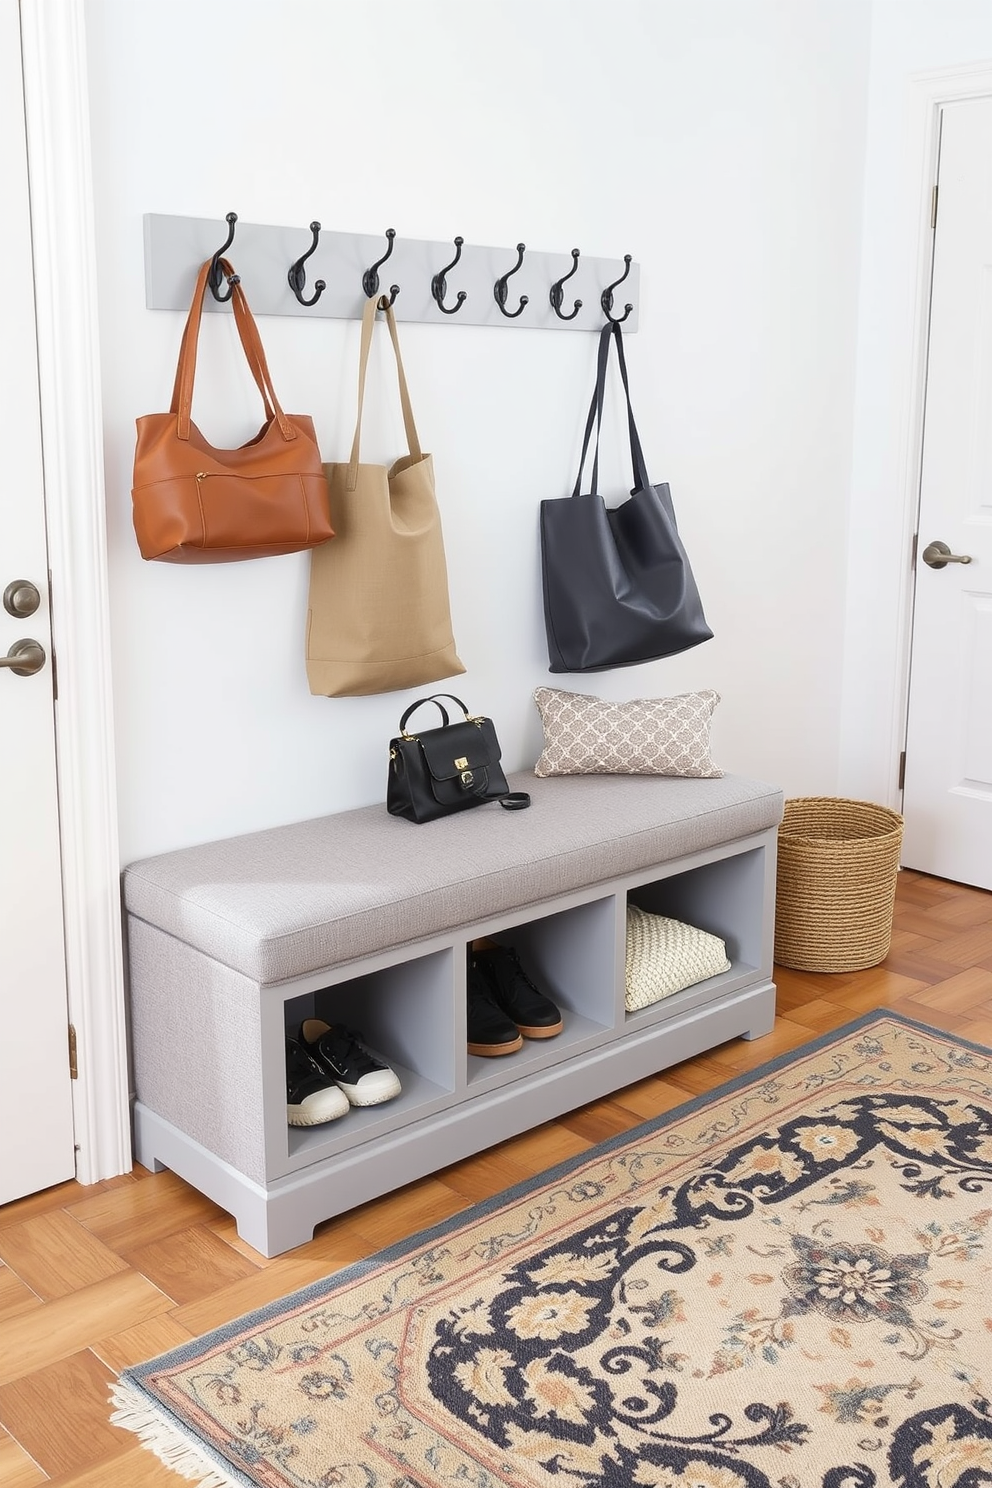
<box><xmin>398</xmin><ymin>693</ymin><xmax>471</xmax><ymax>733</ymax></box>
<box><xmin>571</xmin><ymin>319</ymin><xmax>653</xmax><ymax>500</ymax></box>
<box><xmin>347</xmin><ymin>294</ymin><xmax>422</xmax><ymax>492</ymax></box>
<box><xmin>170</xmin><ymin>257</ymin><xmax>298</xmax><ymax>445</ymax></box>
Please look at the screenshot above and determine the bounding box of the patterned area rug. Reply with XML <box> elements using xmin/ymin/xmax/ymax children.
<box><xmin>111</xmin><ymin>1011</ymin><xmax>992</xmax><ymax>1488</ymax></box>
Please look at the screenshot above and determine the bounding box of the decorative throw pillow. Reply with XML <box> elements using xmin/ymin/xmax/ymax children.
<box><xmin>533</xmin><ymin>687</ymin><xmax>722</xmax><ymax>778</ymax></box>
<box><xmin>625</xmin><ymin>904</ymin><xmax>731</xmax><ymax>1012</ymax></box>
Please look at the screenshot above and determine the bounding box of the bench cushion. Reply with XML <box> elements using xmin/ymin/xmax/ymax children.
<box><xmin>122</xmin><ymin>771</ymin><xmax>783</xmax><ymax>984</ymax></box>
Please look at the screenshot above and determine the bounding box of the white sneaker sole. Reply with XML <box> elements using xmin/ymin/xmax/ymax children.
<box><xmin>287</xmin><ymin>1088</ymin><xmax>350</xmax><ymax>1126</ymax></box>
<box><xmin>336</xmin><ymin>1072</ymin><xmax>403</xmax><ymax>1107</ymax></box>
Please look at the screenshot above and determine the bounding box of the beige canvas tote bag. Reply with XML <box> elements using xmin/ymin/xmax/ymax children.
<box><xmin>306</xmin><ymin>295</ymin><xmax>465</xmax><ymax>696</ymax></box>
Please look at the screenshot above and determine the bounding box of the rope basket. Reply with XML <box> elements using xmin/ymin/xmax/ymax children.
<box><xmin>774</xmin><ymin>797</ymin><xmax>904</xmax><ymax>973</ymax></box>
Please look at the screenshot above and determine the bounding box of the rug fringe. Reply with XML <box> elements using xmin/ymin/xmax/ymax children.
<box><xmin>109</xmin><ymin>1379</ymin><xmax>245</xmax><ymax>1488</ymax></box>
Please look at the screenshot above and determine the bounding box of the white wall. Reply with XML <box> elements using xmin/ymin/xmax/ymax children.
<box><xmin>83</xmin><ymin>0</ymin><xmax>870</xmax><ymax>863</ymax></box>
<box><xmin>841</xmin><ymin>1</ymin><xmax>992</xmax><ymax>805</ymax></box>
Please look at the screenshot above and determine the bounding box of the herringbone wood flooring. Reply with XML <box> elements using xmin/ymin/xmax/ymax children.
<box><xmin>1</xmin><ymin>868</ymin><xmax>991</xmax><ymax>1486</ymax></box>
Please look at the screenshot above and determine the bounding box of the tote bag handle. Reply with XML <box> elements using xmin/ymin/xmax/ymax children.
<box><xmin>571</xmin><ymin>318</ymin><xmax>653</xmax><ymax>499</ymax></box>
<box><xmin>347</xmin><ymin>294</ymin><xmax>423</xmax><ymax>491</ymax></box>
<box><xmin>169</xmin><ymin>257</ymin><xmax>298</xmax><ymax>444</ymax></box>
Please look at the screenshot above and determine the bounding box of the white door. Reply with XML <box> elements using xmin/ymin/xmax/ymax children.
<box><xmin>902</xmin><ymin>97</ymin><xmax>992</xmax><ymax>892</ymax></box>
<box><xmin>0</xmin><ymin>0</ymin><xmax>75</xmax><ymax>1202</ymax></box>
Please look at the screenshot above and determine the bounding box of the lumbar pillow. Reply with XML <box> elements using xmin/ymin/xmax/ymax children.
<box><xmin>625</xmin><ymin>904</ymin><xmax>731</xmax><ymax>1012</ymax></box>
<box><xmin>532</xmin><ymin>687</ymin><xmax>722</xmax><ymax>778</ymax></box>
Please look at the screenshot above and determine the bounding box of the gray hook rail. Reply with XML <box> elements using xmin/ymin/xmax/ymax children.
<box><xmin>143</xmin><ymin>214</ymin><xmax>640</xmax><ymax>333</ymax></box>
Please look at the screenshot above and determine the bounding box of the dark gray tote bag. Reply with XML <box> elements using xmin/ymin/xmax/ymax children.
<box><xmin>540</xmin><ymin>319</ymin><xmax>713</xmax><ymax>673</ymax></box>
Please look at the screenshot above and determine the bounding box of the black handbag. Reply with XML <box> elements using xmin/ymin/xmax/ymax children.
<box><xmin>540</xmin><ymin>318</ymin><xmax>713</xmax><ymax>673</ymax></box>
<box><xmin>387</xmin><ymin>694</ymin><xmax>530</xmax><ymax>823</ymax></box>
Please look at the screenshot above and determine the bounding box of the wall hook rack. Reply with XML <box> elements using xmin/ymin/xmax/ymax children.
<box><xmin>362</xmin><ymin>228</ymin><xmax>399</xmax><ymax>306</ymax></box>
<box><xmin>143</xmin><ymin>214</ymin><xmax>640</xmax><ymax>332</ymax></box>
<box><xmin>431</xmin><ymin>237</ymin><xmax>467</xmax><ymax>315</ymax></box>
<box><xmin>601</xmin><ymin>253</ymin><xmax>633</xmax><ymax>325</ymax></box>
<box><xmin>549</xmin><ymin>248</ymin><xmax>582</xmax><ymax>321</ymax></box>
<box><xmin>494</xmin><ymin>242</ymin><xmax>529</xmax><ymax>319</ymax></box>
<box><xmin>208</xmin><ymin>212</ymin><xmax>241</xmax><ymax>302</ymax></box>
<box><xmin>287</xmin><ymin>221</ymin><xmax>326</xmax><ymax>307</ymax></box>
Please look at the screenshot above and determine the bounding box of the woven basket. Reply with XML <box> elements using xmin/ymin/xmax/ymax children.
<box><xmin>773</xmin><ymin>797</ymin><xmax>904</xmax><ymax>973</ymax></box>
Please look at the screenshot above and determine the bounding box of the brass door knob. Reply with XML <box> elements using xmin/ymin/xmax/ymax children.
<box><xmin>922</xmin><ymin>540</ymin><xmax>973</xmax><ymax>569</ymax></box>
<box><xmin>0</xmin><ymin>639</ymin><xmax>46</xmax><ymax>676</ymax></box>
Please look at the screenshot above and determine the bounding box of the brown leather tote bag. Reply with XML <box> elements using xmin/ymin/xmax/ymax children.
<box><xmin>131</xmin><ymin>257</ymin><xmax>333</xmax><ymax>562</ymax></box>
<box><xmin>305</xmin><ymin>294</ymin><xmax>464</xmax><ymax>695</ymax></box>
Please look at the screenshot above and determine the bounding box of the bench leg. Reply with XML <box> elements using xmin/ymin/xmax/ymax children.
<box><xmin>740</xmin><ymin>983</ymin><xmax>777</xmax><ymax>1040</ymax></box>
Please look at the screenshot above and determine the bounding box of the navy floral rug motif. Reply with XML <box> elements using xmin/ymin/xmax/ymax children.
<box><xmin>111</xmin><ymin>1012</ymin><xmax>992</xmax><ymax>1488</ymax></box>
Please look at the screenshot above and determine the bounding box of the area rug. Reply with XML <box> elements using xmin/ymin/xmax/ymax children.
<box><xmin>110</xmin><ymin>1010</ymin><xmax>992</xmax><ymax>1488</ymax></box>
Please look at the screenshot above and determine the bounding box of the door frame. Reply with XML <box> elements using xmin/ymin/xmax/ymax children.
<box><xmin>874</xmin><ymin>62</ymin><xmax>992</xmax><ymax>818</ymax></box>
<box><xmin>19</xmin><ymin>2</ymin><xmax>129</xmax><ymax>1184</ymax></box>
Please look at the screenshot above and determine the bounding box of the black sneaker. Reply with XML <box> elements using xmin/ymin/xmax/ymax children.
<box><xmin>473</xmin><ymin>943</ymin><xmax>564</xmax><ymax>1039</ymax></box>
<box><xmin>467</xmin><ymin>957</ymin><xmax>524</xmax><ymax>1056</ymax></box>
<box><xmin>299</xmin><ymin>1020</ymin><xmax>402</xmax><ymax>1107</ymax></box>
<box><xmin>286</xmin><ymin>1037</ymin><xmax>350</xmax><ymax>1127</ymax></box>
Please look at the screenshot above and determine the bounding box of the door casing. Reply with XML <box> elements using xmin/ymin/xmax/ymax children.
<box><xmin>18</xmin><ymin>2</ymin><xmax>129</xmax><ymax>1185</ymax></box>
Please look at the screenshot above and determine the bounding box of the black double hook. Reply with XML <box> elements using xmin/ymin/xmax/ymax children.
<box><xmin>363</xmin><ymin>228</ymin><xmax>400</xmax><ymax>306</ymax></box>
<box><xmin>208</xmin><ymin>212</ymin><xmax>241</xmax><ymax>302</ymax></box>
<box><xmin>601</xmin><ymin>254</ymin><xmax>633</xmax><ymax>324</ymax></box>
<box><xmin>494</xmin><ymin>243</ymin><xmax>528</xmax><ymax>319</ymax></box>
<box><xmin>431</xmin><ymin>237</ymin><xmax>467</xmax><ymax>315</ymax></box>
<box><xmin>287</xmin><ymin>221</ymin><xmax>326</xmax><ymax>307</ymax></box>
<box><xmin>550</xmin><ymin>248</ymin><xmax>582</xmax><ymax>321</ymax></box>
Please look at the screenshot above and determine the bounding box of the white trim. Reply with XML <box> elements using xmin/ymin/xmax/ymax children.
<box><xmin>890</xmin><ymin>63</ymin><xmax>992</xmax><ymax>807</ymax></box>
<box><xmin>19</xmin><ymin>1</ymin><xmax>130</xmax><ymax>1182</ymax></box>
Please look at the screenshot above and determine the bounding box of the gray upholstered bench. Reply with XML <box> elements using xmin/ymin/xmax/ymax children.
<box><xmin>124</xmin><ymin>770</ymin><xmax>783</xmax><ymax>1256</ymax></box>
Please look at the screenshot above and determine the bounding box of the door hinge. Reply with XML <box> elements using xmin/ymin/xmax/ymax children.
<box><xmin>68</xmin><ymin>1024</ymin><xmax>78</xmax><ymax>1080</ymax></box>
<box><xmin>911</xmin><ymin>532</ymin><xmax>918</xmax><ymax>566</ymax></box>
<box><xmin>931</xmin><ymin>184</ymin><xmax>939</xmax><ymax>229</ymax></box>
<box><xmin>898</xmin><ymin>751</ymin><xmax>907</xmax><ymax>791</ymax></box>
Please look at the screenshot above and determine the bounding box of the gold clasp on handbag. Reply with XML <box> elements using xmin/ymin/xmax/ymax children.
<box><xmin>456</xmin><ymin>757</ymin><xmax>474</xmax><ymax>787</ymax></box>
<box><xmin>454</xmin><ymin>755</ymin><xmax>474</xmax><ymax>787</ymax></box>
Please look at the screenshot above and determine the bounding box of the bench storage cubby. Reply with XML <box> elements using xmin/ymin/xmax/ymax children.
<box><xmin>123</xmin><ymin>770</ymin><xmax>783</xmax><ymax>1256</ymax></box>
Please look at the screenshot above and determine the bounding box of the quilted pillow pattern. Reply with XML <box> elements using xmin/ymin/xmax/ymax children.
<box><xmin>533</xmin><ymin>687</ymin><xmax>722</xmax><ymax>778</ymax></box>
<box><xmin>625</xmin><ymin>903</ymin><xmax>731</xmax><ymax>1012</ymax></box>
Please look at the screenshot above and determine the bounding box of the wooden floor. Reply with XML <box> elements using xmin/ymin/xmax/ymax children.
<box><xmin>2</xmin><ymin>867</ymin><xmax>991</xmax><ymax>1486</ymax></box>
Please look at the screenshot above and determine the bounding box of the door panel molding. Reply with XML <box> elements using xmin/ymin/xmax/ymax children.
<box><xmin>19</xmin><ymin>2</ymin><xmax>129</xmax><ymax>1183</ymax></box>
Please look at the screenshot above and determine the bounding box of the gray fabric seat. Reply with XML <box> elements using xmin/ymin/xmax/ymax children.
<box><xmin>123</xmin><ymin>771</ymin><xmax>783</xmax><ymax>984</ymax></box>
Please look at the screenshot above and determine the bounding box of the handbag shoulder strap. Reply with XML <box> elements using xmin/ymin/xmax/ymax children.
<box><xmin>347</xmin><ymin>295</ymin><xmax>422</xmax><ymax>491</ymax></box>
<box><xmin>571</xmin><ymin>319</ymin><xmax>652</xmax><ymax>498</ymax></box>
<box><xmin>170</xmin><ymin>258</ymin><xmax>297</xmax><ymax>445</ymax></box>
<box><xmin>609</xmin><ymin>320</ymin><xmax>652</xmax><ymax>494</ymax></box>
<box><xmin>571</xmin><ymin>321</ymin><xmax>612</xmax><ymax>499</ymax></box>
